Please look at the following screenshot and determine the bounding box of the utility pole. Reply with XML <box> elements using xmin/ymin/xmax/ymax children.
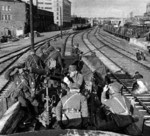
<box><xmin>30</xmin><ymin>0</ymin><xmax>34</xmax><ymax>51</ymax></box>
<box><xmin>60</xmin><ymin>6</ymin><xmax>63</xmax><ymax>39</ymax></box>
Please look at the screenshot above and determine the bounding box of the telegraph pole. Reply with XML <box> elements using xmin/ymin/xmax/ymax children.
<box><xmin>30</xmin><ymin>0</ymin><xmax>34</xmax><ymax>51</ymax></box>
<box><xmin>60</xmin><ymin>6</ymin><xmax>63</xmax><ymax>39</ymax></box>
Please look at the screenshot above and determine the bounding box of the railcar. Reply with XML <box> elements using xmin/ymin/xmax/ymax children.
<box><xmin>72</xmin><ymin>24</ymin><xmax>91</xmax><ymax>30</ymax></box>
<box><xmin>103</xmin><ymin>24</ymin><xmax>150</xmax><ymax>41</ymax></box>
<box><xmin>0</xmin><ymin>47</ymin><xmax>149</xmax><ymax>136</ymax></box>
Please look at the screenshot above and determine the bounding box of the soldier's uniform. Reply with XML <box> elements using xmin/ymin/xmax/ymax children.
<box><xmin>72</xmin><ymin>43</ymin><xmax>82</xmax><ymax>57</ymax></box>
<box><xmin>132</xmin><ymin>72</ymin><xmax>148</xmax><ymax>94</ymax></box>
<box><xmin>101</xmin><ymin>82</ymin><xmax>130</xmax><ymax>115</ymax></box>
<box><xmin>56</xmin><ymin>90</ymin><xmax>89</xmax><ymax>129</ymax></box>
<box><xmin>64</xmin><ymin>65</ymin><xmax>84</xmax><ymax>90</ymax></box>
<box><xmin>24</xmin><ymin>51</ymin><xmax>48</xmax><ymax>92</ymax></box>
<box><xmin>136</xmin><ymin>50</ymin><xmax>141</xmax><ymax>61</ymax></box>
<box><xmin>5</xmin><ymin>67</ymin><xmax>39</xmax><ymax>115</ymax></box>
<box><xmin>45</xmin><ymin>47</ymin><xmax>63</xmax><ymax>70</ymax></box>
<box><xmin>25</xmin><ymin>51</ymin><xmax>46</xmax><ymax>74</ymax></box>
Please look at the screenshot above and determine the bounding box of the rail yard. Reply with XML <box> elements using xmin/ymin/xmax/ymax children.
<box><xmin>1</xmin><ymin>0</ymin><xmax>150</xmax><ymax>136</ymax></box>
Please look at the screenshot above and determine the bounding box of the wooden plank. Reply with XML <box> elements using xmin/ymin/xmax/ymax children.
<box><xmin>9</xmin><ymin>129</ymin><xmax>129</xmax><ymax>136</ymax></box>
<box><xmin>0</xmin><ymin>102</ymin><xmax>24</xmax><ymax>135</ymax></box>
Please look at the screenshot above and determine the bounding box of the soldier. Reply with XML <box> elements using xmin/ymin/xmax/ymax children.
<box><xmin>72</xmin><ymin>43</ymin><xmax>82</xmax><ymax>57</ymax></box>
<box><xmin>63</xmin><ymin>65</ymin><xmax>84</xmax><ymax>91</ymax></box>
<box><xmin>132</xmin><ymin>72</ymin><xmax>148</xmax><ymax>94</ymax></box>
<box><xmin>45</xmin><ymin>47</ymin><xmax>63</xmax><ymax>71</ymax></box>
<box><xmin>140</xmin><ymin>51</ymin><xmax>146</xmax><ymax>61</ymax></box>
<box><xmin>24</xmin><ymin>50</ymin><xmax>48</xmax><ymax>92</ymax></box>
<box><xmin>55</xmin><ymin>87</ymin><xmax>89</xmax><ymax>129</ymax></box>
<box><xmin>5</xmin><ymin>66</ymin><xmax>39</xmax><ymax>117</ymax></box>
<box><xmin>101</xmin><ymin>82</ymin><xmax>130</xmax><ymax>115</ymax></box>
<box><xmin>136</xmin><ymin>50</ymin><xmax>141</xmax><ymax>61</ymax></box>
<box><xmin>25</xmin><ymin>50</ymin><xmax>46</xmax><ymax>74</ymax></box>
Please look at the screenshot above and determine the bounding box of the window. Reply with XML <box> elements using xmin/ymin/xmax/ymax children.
<box><xmin>45</xmin><ymin>7</ymin><xmax>52</xmax><ymax>9</ymax></box>
<box><xmin>57</xmin><ymin>16</ymin><xmax>59</xmax><ymax>20</ymax></box>
<box><xmin>5</xmin><ymin>6</ymin><xmax>8</xmax><ymax>11</ymax></box>
<box><xmin>2</xmin><ymin>6</ymin><xmax>5</xmax><ymax>11</ymax></box>
<box><xmin>38</xmin><ymin>2</ymin><xmax>43</xmax><ymax>4</ymax></box>
<box><xmin>1</xmin><ymin>15</ymin><xmax>12</xmax><ymax>21</ymax></box>
<box><xmin>1</xmin><ymin>15</ymin><xmax>4</xmax><ymax>20</ymax></box>
<box><xmin>8</xmin><ymin>15</ymin><xmax>11</xmax><ymax>20</ymax></box>
<box><xmin>45</xmin><ymin>2</ymin><xmax>52</xmax><ymax>5</ymax></box>
<box><xmin>5</xmin><ymin>15</ymin><xmax>7</xmax><ymax>20</ymax></box>
<box><xmin>8</xmin><ymin>6</ymin><xmax>11</xmax><ymax>11</ymax></box>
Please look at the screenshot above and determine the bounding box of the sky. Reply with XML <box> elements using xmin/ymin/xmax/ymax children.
<box><xmin>70</xmin><ymin>0</ymin><xmax>150</xmax><ymax>18</ymax></box>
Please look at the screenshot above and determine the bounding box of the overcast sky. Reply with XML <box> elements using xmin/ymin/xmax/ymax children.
<box><xmin>70</xmin><ymin>0</ymin><xmax>150</xmax><ymax>18</ymax></box>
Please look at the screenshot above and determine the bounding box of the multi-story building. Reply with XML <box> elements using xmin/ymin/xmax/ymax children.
<box><xmin>0</xmin><ymin>0</ymin><xmax>54</xmax><ymax>36</ymax></box>
<box><xmin>37</xmin><ymin>0</ymin><xmax>53</xmax><ymax>11</ymax></box>
<box><xmin>22</xmin><ymin>0</ymin><xmax>71</xmax><ymax>27</ymax></box>
<box><xmin>39</xmin><ymin>0</ymin><xmax>71</xmax><ymax>27</ymax></box>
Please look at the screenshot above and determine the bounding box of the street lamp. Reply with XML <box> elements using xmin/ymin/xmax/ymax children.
<box><xmin>30</xmin><ymin>0</ymin><xmax>34</xmax><ymax>51</ymax></box>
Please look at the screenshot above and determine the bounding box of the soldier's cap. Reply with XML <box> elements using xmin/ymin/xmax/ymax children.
<box><xmin>69</xmin><ymin>65</ymin><xmax>77</xmax><ymax>72</ymax></box>
<box><xmin>134</xmin><ymin>71</ymin><xmax>143</xmax><ymax>79</ymax></box>
<box><xmin>74</xmin><ymin>43</ymin><xmax>79</xmax><ymax>48</ymax></box>
<box><xmin>108</xmin><ymin>82</ymin><xmax>123</xmax><ymax>93</ymax></box>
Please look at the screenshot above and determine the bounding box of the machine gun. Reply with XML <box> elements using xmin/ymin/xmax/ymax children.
<box><xmin>44</xmin><ymin>78</ymin><xmax>50</xmax><ymax>127</ymax></box>
<box><xmin>38</xmin><ymin>78</ymin><xmax>57</xmax><ymax>128</ymax></box>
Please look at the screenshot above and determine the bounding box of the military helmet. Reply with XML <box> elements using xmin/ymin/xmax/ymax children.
<box><xmin>108</xmin><ymin>82</ymin><xmax>123</xmax><ymax>94</ymax></box>
<box><xmin>69</xmin><ymin>65</ymin><xmax>77</xmax><ymax>72</ymax></box>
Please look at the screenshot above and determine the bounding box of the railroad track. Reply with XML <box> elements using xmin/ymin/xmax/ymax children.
<box><xmin>81</xmin><ymin>27</ymin><xmax>150</xmax><ymax>130</ymax></box>
<box><xmin>96</xmin><ymin>32</ymin><xmax>150</xmax><ymax>72</ymax></box>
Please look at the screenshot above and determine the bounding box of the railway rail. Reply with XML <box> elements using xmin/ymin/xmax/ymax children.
<box><xmin>79</xmin><ymin>27</ymin><xmax>150</xmax><ymax>132</ymax></box>
<box><xmin>96</xmin><ymin>32</ymin><xmax>150</xmax><ymax>72</ymax></box>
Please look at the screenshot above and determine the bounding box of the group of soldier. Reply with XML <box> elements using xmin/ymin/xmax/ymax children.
<box><xmin>4</xmin><ymin>42</ymin><xmax>141</xmax><ymax>134</ymax></box>
<box><xmin>5</xmin><ymin>41</ymin><xmax>63</xmax><ymax>123</ymax></box>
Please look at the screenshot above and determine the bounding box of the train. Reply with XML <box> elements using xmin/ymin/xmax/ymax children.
<box><xmin>72</xmin><ymin>23</ymin><xmax>91</xmax><ymax>30</ymax></box>
<box><xmin>103</xmin><ymin>24</ymin><xmax>150</xmax><ymax>41</ymax></box>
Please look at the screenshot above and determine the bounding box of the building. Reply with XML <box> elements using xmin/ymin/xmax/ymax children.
<box><xmin>40</xmin><ymin>0</ymin><xmax>71</xmax><ymax>27</ymax></box>
<box><xmin>22</xmin><ymin>0</ymin><xmax>71</xmax><ymax>27</ymax></box>
<box><xmin>0</xmin><ymin>0</ymin><xmax>54</xmax><ymax>37</ymax></box>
